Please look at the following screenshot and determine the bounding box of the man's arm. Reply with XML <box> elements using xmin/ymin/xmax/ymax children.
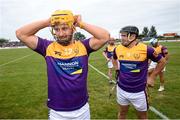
<box><xmin>84</xmin><ymin>23</ymin><xmax>110</xmax><ymax>50</ymax></box>
<box><xmin>112</xmin><ymin>58</ymin><xmax>119</xmax><ymax>70</ymax></box>
<box><xmin>16</xmin><ymin>19</ymin><xmax>50</xmax><ymax>50</ymax></box>
<box><xmin>163</xmin><ymin>48</ymin><xmax>169</xmax><ymax>61</ymax></box>
<box><xmin>103</xmin><ymin>52</ymin><xmax>109</xmax><ymax>60</ymax></box>
<box><xmin>75</xmin><ymin>15</ymin><xmax>110</xmax><ymax>50</ymax></box>
<box><xmin>147</xmin><ymin>57</ymin><xmax>166</xmax><ymax>87</ymax></box>
<box><xmin>102</xmin><ymin>48</ymin><xmax>110</xmax><ymax>61</ymax></box>
<box><xmin>164</xmin><ymin>53</ymin><xmax>169</xmax><ymax>61</ymax></box>
<box><xmin>112</xmin><ymin>58</ymin><xmax>119</xmax><ymax>81</ymax></box>
<box><xmin>112</xmin><ymin>48</ymin><xmax>119</xmax><ymax>70</ymax></box>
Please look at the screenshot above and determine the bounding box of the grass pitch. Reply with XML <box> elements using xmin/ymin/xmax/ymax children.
<box><xmin>0</xmin><ymin>42</ymin><xmax>180</xmax><ymax>119</ymax></box>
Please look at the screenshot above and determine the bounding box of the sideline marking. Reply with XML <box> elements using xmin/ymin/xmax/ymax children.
<box><xmin>0</xmin><ymin>53</ymin><xmax>34</xmax><ymax>68</ymax></box>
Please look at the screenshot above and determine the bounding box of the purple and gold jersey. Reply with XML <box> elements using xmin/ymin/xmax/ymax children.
<box><xmin>154</xmin><ymin>45</ymin><xmax>168</xmax><ymax>57</ymax></box>
<box><xmin>113</xmin><ymin>43</ymin><xmax>162</xmax><ymax>93</ymax></box>
<box><xmin>104</xmin><ymin>45</ymin><xmax>116</xmax><ymax>58</ymax></box>
<box><xmin>34</xmin><ymin>37</ymin><xmax>95</xmax><ymax>111</ymax></box>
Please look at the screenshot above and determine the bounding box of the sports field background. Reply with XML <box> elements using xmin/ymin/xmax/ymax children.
<box><xmin>0</xmin><ymin>42</ymin><xmax>180</xmax><ymax>119</ymax></box>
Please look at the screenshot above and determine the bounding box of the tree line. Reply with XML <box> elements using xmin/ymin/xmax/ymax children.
<box><xmin>1</xmin><ymin>26</ymin><xmax>180</xmax><ymax>44</ymax></box>
<box><xmin>139</xmin><ymin>26</ymin><xmax>180</xmax><ymax>40</ymax></box>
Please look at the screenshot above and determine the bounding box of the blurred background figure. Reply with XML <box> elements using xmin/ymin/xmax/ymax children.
<box><xmin>103</xmin><ymin>37</ymin><xmax>116</xmax><ymax>84</ymax></box>
<box><xmin>148</xmin><ymin>38</ymin><xmax>169</xmax><ymax>91</ymax></box>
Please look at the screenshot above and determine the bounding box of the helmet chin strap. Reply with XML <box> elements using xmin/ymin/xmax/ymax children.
<box><xmin>123</xmin><ymin>33</ymin><xmax>136</xmax><ymax>47</ymax></box>
<box><xmin>124</xmin><ymin>39</ymin><xmax>135</xmax><ymax>47</ymax></box>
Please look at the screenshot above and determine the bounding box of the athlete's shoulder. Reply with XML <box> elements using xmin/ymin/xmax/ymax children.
<box><xmin>115</xmin><ymin>44</ymin><xmax>123</xmax><ymax>48</ymax></box>
<box><xmin>38</xmin><ymin>37</ymin><xmax>53</xmax><ymax>45</ymax></box>
<box><xmin>79</xmin><ymin>38</ymin><xmax>96</xmax><ymax>54</ymax></box>
<box><xmin>78</xmin><ymin>39</ymin><xmax>90</xmax><ymax>48</ymax></box>
<box><xmin>137</xmin><ymin>42</ymin><xmax>147</xmax><ymax>47</ymax></box>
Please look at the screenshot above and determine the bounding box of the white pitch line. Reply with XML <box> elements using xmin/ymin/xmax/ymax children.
<box><xmin>0</xmin><ymin>53</ymin><xmax>34</xmax><ymax>68</ymax></box>
<box><xmin>149</xmin><ymin>106</ymin><xmax>169</xmax><ymax>120</ymax></box>
<box><xmin>88</xmin><ymin>63</ymin><xmax>109</xmax><ymax>79</ymax></box>
<box><xmin>88</xmin><ymin>63</ymin><xmax>116</xmax><ymax>84</ymax></box>
<box><xmin>88</xmin><ymin>63</ymin><xmax>169</xmax><ymax>120</ymax></box>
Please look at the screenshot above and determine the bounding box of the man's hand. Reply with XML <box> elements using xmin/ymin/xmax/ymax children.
<box><xmin>147</xmin><ymin>76</ymin><xmax>155</xmax><ymax>87</ymax></box>
<box><xmin>74</xmin><ymin>15</ymin><xmax>110</xmax><ymax>50</ymax></box>
<box><xmin>74</xmin><ymin>15</ymin><xmax>83</xmax><ymax>28</ymax></box>
<box><xmin>106</xmin><ymin>58</ymin><xmax>110</xmax><ymax>62</ymax></box>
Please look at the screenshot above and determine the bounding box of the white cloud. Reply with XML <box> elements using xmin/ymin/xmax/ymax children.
<box><xmin>0</xmin><ymin>0</ymin><xmax>180</xmax><ymax>41</ymax></box>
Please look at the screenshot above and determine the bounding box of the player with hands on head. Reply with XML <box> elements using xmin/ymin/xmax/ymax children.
<box><xmin>16</xmin><ymin>9</ymin><xmax>110</xmax><ymax>120</ymax></box>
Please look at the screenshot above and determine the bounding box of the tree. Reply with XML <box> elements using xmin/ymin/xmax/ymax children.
<box><xmin>142</xmin><ymin>27</ymin><xmax>149</xmax><ymax>37</ymax></box>
<box><xmin>74</xmin><ymin>32</ymin><xmax>86</xmax><ymax>41</ymax></box>
<box><xmin>148</xmin><ymin>25</ymin><xmax>157</xmax><ymax>37</ymax></box>
<box><xmin>138</xmin><ymin>34</ymin><xmax>145</xmax><ymax>39</ymax></box>
<box><xmin>0</xmin><ymin>38</ymin><xmax>9</xmax><ymax>44</ymax></box>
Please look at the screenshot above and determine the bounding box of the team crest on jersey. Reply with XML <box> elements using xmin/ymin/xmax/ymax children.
<box><xmin>74</xmin><ymin>48</ymin><xmax>79</xmax><ymax>54</ymax></box>
<box><xmin>119</xmin><ymin>54</ymin><xmax>124</xmax><ymax>59</ymax></box>
<box><xmin>133</xmin><ymin>53</ymin><xmax>140</xmax><ymax>60</ymax></box>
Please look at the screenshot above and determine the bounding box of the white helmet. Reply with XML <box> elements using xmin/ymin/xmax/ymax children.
<box><xmin>149</xmin><ymin>38</ymin><xmax>158</xmax><ymax>47</ymax></box>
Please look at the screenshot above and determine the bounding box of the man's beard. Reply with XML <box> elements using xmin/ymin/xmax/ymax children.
<box><xmin>56</xmin><ymin>35</ymin><xmax>73</xmax><ymax>46</ymax></box>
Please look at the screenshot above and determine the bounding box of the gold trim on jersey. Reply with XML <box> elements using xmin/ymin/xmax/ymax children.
<box><xmin>115</xmin><ymin>43</ymin><xmax>147</xmax><ymax>61</ymax></box>
<box><xmin>46</xmin><ymin>41</ymin><xmax>87</xmax><ymax>59</ymax></box>
<box><xmin>154</xmin><ymin>45</ymin><xmax>162</xmax><ymax>55</ymax></box>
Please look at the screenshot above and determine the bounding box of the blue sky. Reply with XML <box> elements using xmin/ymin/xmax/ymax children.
<box><xmin>0</xmin><ymin>0</ymin><xmax>180</xmax><ymax>41</ymax></box>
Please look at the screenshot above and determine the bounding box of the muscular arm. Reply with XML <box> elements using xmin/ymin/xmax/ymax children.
<box><xmin>74</xmin><ymin>15</ymin><xmax>110</xmax><ymax>50</ymax></box>
<box><xmin>147</xmin><ymin>57</ymin><xmax>166</xmax><ymax>87</ymax></box>
<box><xmin>164</xmin><ymin>53</ymin><xmax>169</xmax><ymax>61</ymax></box>
<box><xmin>152</xmin><ymin>57</ymin><xmax>166</xmax><ymax>76</ymax></box>
<box><xmin>163</xmin><ymin>49</ymin><xmax>169</xmax><ymax>61</ymax></box>
<box><xmin>16</xmin><ymin>19</ymin><xmax>50</xmax><ymax>50</ymax></box>
<box><xmin>81</xmin><ymin>22</ymin><xmax>110</xmax><ymax>50</ymax></box>
<box><xmin>112</xmin><ymin>49</ymin><xmax>119</xmax><ymax>70</ymax></box>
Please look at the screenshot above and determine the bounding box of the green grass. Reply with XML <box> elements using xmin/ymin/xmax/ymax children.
<box><xmin>0</xmin><ymin>42</ymin><xmax>180</xmax><ymax>119</ymax></box>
